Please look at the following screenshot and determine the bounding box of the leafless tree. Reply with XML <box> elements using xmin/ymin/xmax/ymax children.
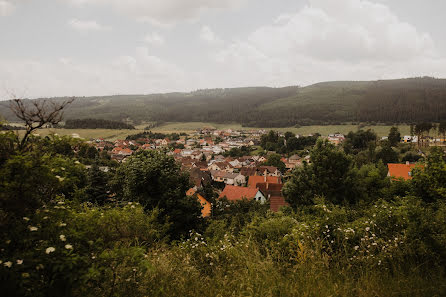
<box><xmin>9</xmin><ymin>97</ymin><xmax>75</xmax><ymax>150</ymax></box>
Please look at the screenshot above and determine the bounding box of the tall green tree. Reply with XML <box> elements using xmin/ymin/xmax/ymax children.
<box><xmin>411</xmin><ymin>147</ymin><xmax>446</xmax><ymax>203</ymax></box>
<box><xmin>376</xmin><ymin>142</ymin><xmax>399</xmax><ymax>165</ymax></box>
<box><xmin>263</xmin><ymin>153</ymin><xmax>286</xmax><ymax>173</ymax></box>
<box><xmin>112</xmin><ymin>150</ymin><xmax>202</xmax><ymax>238</ymax></box>
<box><xmin>283</xmin><ymin>140</ymin><xmax>359</xmax><ymax>207</ymax></box>
<box><xmin>84</xmin><ymin>161</ymin><xmax>110</xmax><ymax>205</ymax></box>
<box><xmin>388</xmin><ymin>126</ymin><xmax>401</xmax><ymax>147</ymax></box>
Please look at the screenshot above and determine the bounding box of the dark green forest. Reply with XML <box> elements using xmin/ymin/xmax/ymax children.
<box><xmin>1</xmin><ymin>77</ymin><xmax>446</xmax><ymax>127</ymax></box>
<box><xmin>64</xmin><ymin>119</ymin><xmax>135</xmax><ymax>130</ymax></box>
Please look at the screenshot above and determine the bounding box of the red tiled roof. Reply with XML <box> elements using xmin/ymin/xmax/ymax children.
<box><xmin>219</xmin><ymin>185</ymin><xmax>259</xmax><ymax>201</ymax></box>
<box><xmin>387</xmin><ymin>163</ymin><xmax>424</xmax><ymax>180</ymax></box>
<box><xmin>256</xmin><ymin>183</ymin><xmax>283</xmax><ymax>196</ymax></box>
<box><xmin>270</xmin><ymin>196</ymin><xmax>289</xmax><ymax>212</ymax></box>
<box><xmin>248</xmin><ymin>176</ymin><xmax>281</xmax><ymax>188</ymax></box>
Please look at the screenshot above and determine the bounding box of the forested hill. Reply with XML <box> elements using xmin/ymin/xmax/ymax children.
<box><xmin>1</xmin><ymin>77</ymin><xmax>446</xmax><ymax>127</ymax></box>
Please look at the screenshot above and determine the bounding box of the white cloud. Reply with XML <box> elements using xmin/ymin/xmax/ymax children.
<box><xmin>213</xmin><ymin>0</ymin><xmax>444</xmax><ymax>87</ymax></box>
<box><xmin>67</xmin><ymin>0</ymin><xmax>245</xmax><ymax>25</ymax></box>
<box><xmin>200</xmin><ymin>26</ymin><xmax>223</xmax><ymax>44</ymax></box>
<box><xmin>68</xmin><ymin>18</ymin><xmax>111</xmax><ymax>31</ymax></box>
<box><xmin>143</xmin><ymin>32</ymin><xmax>165</xmax><ymax>46</ymax></box>
<box><xmin>0</xmin><ymin>0</ymin><xmax>14</xmax><ymax>16</ymax></box>
<box><xmin>0</xmin><ymin>48</ymin><xmax>192</xmax><ymax>99</ymax></box>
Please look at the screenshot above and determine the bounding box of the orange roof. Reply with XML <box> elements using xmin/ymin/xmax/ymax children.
<box><xmin>270</xmin><ymin>196</ymin><xmax>289</xmax><ymax>212</ymax></box>
<box><xmin>387</xmin><ymin>163</ymin><xmax>424</xmax><ymax>180</ymax></box>
<box><xmin>197</xmin><ymin>194</ymin><xmax>212</xmax><ymax>217</ymax></box>
<box><xmin>174</xmin><ymin>149</ymin><xmax>182</xmax><ymax>154</ymax></box>
<box><xmin>219</xmin><ymin>185</ymin><xmax>260</xmax><ymax>201</ymax></box>
<box><xmin>248</xmin><ymin>176</ymin><xmax>281</xmax><ymax>188</ymax></box>
<box><xmin>186</xmin><ymin>188</ymin><xmax>197</xmax><ymax>196</ymax></box>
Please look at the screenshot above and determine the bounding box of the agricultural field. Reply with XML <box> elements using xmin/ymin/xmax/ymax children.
<box><xmin>9</xmin><ymin>123</ymin><xmax>411</xmax><ymax>141</ymax></box>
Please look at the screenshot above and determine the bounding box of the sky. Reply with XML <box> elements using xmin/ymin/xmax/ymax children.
<box><xmin>0</xmin><ymin>0</ymin><xmax>445</xmax><ymax>99</ymax></box>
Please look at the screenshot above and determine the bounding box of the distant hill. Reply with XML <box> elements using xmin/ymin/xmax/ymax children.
<box><xmin>1</xmin><ymin>77</ymin><xmax>446</xmax><ymax>127</ymax></box>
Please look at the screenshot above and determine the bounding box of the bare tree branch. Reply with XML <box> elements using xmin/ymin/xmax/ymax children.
<box><xmin>9</xmin><ymin>97</ymin><xmax>75</xmax><ymax>150</ymax></box>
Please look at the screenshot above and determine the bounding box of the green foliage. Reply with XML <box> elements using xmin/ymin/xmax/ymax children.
<box><xmin>344</xmin><ymin>129</ymin><xmax>377</xmax><ymax>154</ymax></box>
<box><xmin>2</xmin><ymin>126</ymin><xmax>446</xmax><ymax>296</ymax></box>
<box><xmin>376</xmin><ymin>142</ymin><xmax>399</xmax><ymax>164</ymax></box>
<box><xmin>263</xmin><ymin>153</ymin><xmax>286</xmax><ymax>172</ymax></box>
<box><xmin>83</xmin><ymin>162</ymin><xmax>110</xmax><ymax>205</ymax></box>
<box><xmin>261</xmin><ymin>130</ymin><xmax>318</xmax><ymax>154</ymax></box>
<box><xmin>223</xmin><ymin>146</ymin><xmax>251</xmax><ymax>157</ymax></box>
<box><xmin>283</xmin><ymin>140</ymin><xmax>360</xmax><ymax>206</ymax></box>
<box><xmin>388</xmin><ymin>126</ymin><xmax>401</xmax><ymax>146</ymax></box>
<box><xmin>0</xmin><ymin>201</ymin><xmax>166</xmax><ymax>297</ymax></box>
<box><xmin>411</xmin><ymin>147</ymin><xmax>446</xmax><ymax>202</ymax></box>
<box><xmin>0</xmin><ymin>151</ymin><xmax>86</xmax><ymax>218</ymax></box>
<box><xmin>111</xmin><ymin>150</ymin><xmax>203</xmax><ymax>238</ymax></box>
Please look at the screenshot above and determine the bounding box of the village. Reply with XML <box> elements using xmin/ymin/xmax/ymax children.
<box><xmin>84</xmin><ymin>127</ymin><xmax>442</xmax><ymax>217</ymax></box>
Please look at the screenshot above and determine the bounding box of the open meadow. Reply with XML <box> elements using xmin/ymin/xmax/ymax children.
<box><xmin>13</xmin><ymin>122</ymin><xmax>412</xmax><ymax>141</ymax></box>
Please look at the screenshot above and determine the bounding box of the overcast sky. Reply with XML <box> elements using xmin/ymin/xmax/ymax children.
<box><xmin>1</xmin><ymin>0</ymin><xmax>445</xmax><ymax>99</ymax></box>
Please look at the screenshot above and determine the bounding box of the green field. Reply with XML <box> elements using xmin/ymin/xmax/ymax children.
<box><xmin>14</xmin><ymin>122</ymin><xmax>410</xmax><ymax>141</ymax></box>
<box><xmin>151</xmin><ymin>122</ymin><xmax>410</xmax><ymax>137</ymax></box>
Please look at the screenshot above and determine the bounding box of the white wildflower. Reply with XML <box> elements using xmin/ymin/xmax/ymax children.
<box><xmin>23</xmin><ymin>217</ymin><xmax>30</xmax><ymax>221</ymax></box>
<box><xmin>45</xmin><ymin>247</ymin><xmax>56</xmax><ymax>254</ymax></box>
<box><xmin>55</xmin><ymin>175</ymin><xmax>65</xmax><ymax>182</ymax></box>
<box><xmin>16</xmin><ymin>259</ymin><xmax>23</xmax><ymax>265</ymax></box>
<box><xmin>65</xmin><ymin>244</ymin><xmax>73</xmax><ymax>250</ymax></box>
<box><xmin>354</xmin><ymin>246</ymin><xmax>359</xmax><ymax>250</ymax></box>
<box><xmin>365</xmin><ymin>227</ymin><xmax>370</xmax><ymax>232</ymax></box>
<box><xmin>29</xmin><ymin>226</ymin><xmax>38</xmax><ymax>231</ymax></box>
<box><xmin>59</xmin><ymin>223</ymin><xmax>67</xmax><ymax>227</ymax></box>
<box><xmin>4</xmin><ymin>261</ymin><xmax>12</xmax><ymax>268</ymax></box>
<box><xmin>59</xmin><ymin>235</ymin><xmax>66</xmax><ymax>241</ymax></box>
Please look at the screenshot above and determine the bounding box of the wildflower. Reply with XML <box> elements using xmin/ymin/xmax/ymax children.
<box><xmin>365</xmin><ymin>227</ymin><xmax>370</xmax><ymax>232</ymax></box>
<box><xmin>22</xmin><ymin>273</ymin><xmax>30</xmax><ymax>278</ymax></box>
<box><xmin>4</xmin><ymin>261</ymin><xmax>12</xmax><ymax>268</ymax></box>
<box><xmin>29</xmin><ymin>226</ymin><xmax>38</xmax><ymax>231</ymax></box>
<box><xmin>16</xmin><ymin>259</ymin><xmax>23</xmax><ymax>265</ymax></box>
<box><xmin>55</xmin><ymin>175</ymin><xmax>65</xmax><ymax>182</ymax></box>
<box><xmin>43</xmin><ymin>216</ymin><xmax>48</xmax><ymax>220</ymax></box>
<box><xmin>59</xmin><ymin>223</ymin><xmax>67</xmax><ymax>227</ymax></box>
<box><xmin>23</xmin><ymin>217</ymin><xmax>30</xmax><ymax>221</ymax></box>
<box><xmin>36</xmin><ymin>264</ymin><xmax>44</xmax><ymax>270</ymax></box>
<box><xmin>59</xmin><ymin>235</ymin><xmax>66</xmax><ymax>241</ymax></box>
<box><xmin>354</xmin><ymin>246</ymin><xmax>359</xmax><ymax>250</ymax></box>
<box><xmin>45</xmin><ymin>247</ymin><xmax>56</xmax><ymax>254</ymax></box>
<box><xmin>6</xmin><ymin>240</ymin><xmax>11</xmax><ymax>244</ymax></box>
<box><xmin>65</xmin><ymin>244</ymin><xmax>73</xmax><ymax>250</ymax></box>
<box><xmin>210</xmin><ymin>262</ymin><xmax>213</xmax><ymax>266</ymax></box>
